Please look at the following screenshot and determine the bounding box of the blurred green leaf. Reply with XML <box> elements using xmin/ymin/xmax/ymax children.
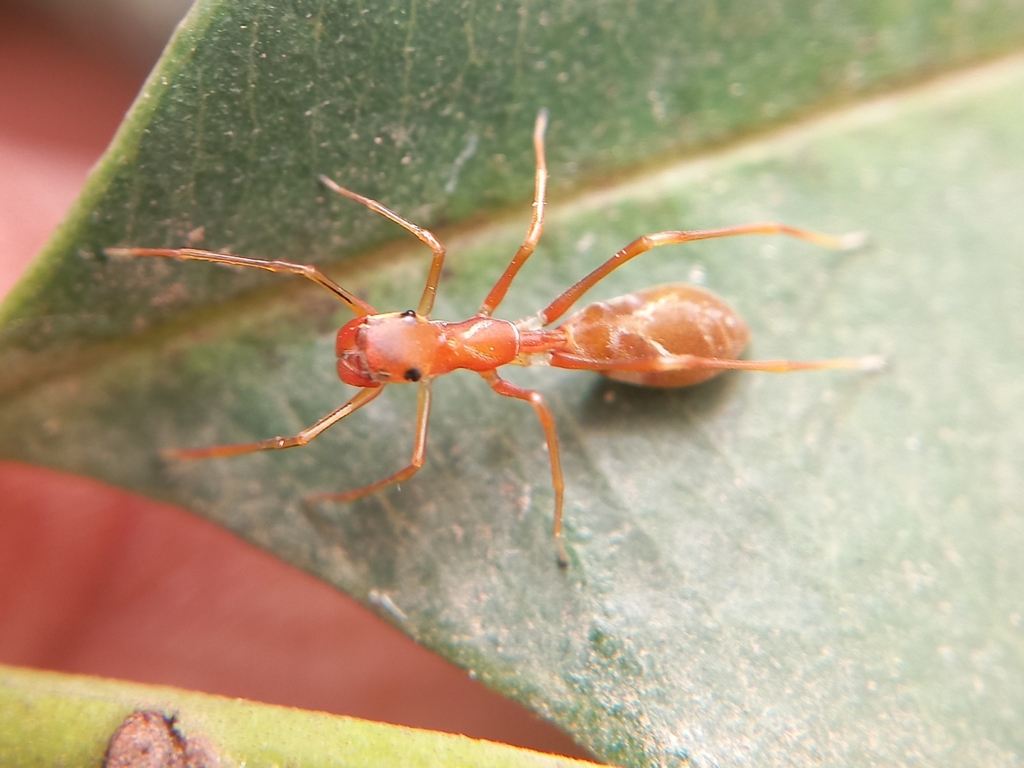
<box><xmin>5</xmin><ymin>0</ymin><xmax>1024</xmax><ymax>367</ymax></box>
<box><xmin>3</xmin><ymin>1</ymin><xmax>1024</xmax><ymax>765</ymax></box>
<box><xmin>0</xmin><ymin>663</ymin><xmax>601</xmax><ymax>766</ymax></box>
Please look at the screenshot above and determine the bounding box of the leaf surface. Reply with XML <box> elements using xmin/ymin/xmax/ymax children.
<box><xmin>3</xmin><ymin>2</ymin><xmax>1024</xmax><ymax>765</ymax></box>
<box><xmin>0</xmin><ymin>664</ymin><xmax>601</xmax><ymax>766</ymax></box>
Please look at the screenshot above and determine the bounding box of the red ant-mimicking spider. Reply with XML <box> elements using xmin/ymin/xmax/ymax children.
<box><xmin>107</xmin><ymin>110</ymin><xmax>882</xmax><ymax>567</ymax></box>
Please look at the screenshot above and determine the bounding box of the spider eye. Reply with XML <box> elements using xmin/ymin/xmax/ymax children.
<box><xmin>401</xmin><ymin>309</ymin><xmax>416</xmax><ymax>318</ymax></box>
<box><xmin>404</xmin><ymin>367</ymin><xmax>422</xmax><ymax>382</ymax></box>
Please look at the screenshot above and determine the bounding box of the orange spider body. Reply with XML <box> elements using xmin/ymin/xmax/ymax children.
<box><xmin>108</xmin><ymin>109</ymin><xmax>879</xmax><ymax>567</ymax></box>
<box><xmin>336</xmin><ymin>313</ymin><xmax>521</xmax><ymax>386</ymax></box>
<box><xmin>337</xmin><ymin>282</ymin><xmax>750</xmax><ymax>391</ymax></box>
<box><xmin>550</xmin><ymin>284</ymin><xmax>751</xmax><ymax>388</ymax></box>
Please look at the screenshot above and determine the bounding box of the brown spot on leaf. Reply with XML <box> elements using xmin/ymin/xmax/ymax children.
<box><xmin>105</xmin><ymin>711</ymin><xmax>220</xmax><ymax>768</ymax></box>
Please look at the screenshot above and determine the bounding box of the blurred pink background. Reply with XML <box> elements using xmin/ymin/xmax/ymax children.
<box><xmin>0</xmin><ymin>3</ymin><xmax>591</xmax><ymax>759</ymax></box>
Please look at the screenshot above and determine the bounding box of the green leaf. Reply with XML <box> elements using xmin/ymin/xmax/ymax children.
<box><xmin>0</xmin><ymin>663</ymin><xmax>602</xmax><ymax>766</ymax></box>
<box><xmin>4</xmin><ymin>1</ymin><xmax>1024</xmax><ymax>765</ymax></box>
<box><xmin>6</xmin><ymin>0</ymin><xmax>1024</xmax><ymax>361</ymax></box>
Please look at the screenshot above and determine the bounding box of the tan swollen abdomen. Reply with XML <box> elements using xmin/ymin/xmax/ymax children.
<box><xmin>553</xmin><ymin>284</ymin><xmax>750</xmax><ymax>387</ymax></box>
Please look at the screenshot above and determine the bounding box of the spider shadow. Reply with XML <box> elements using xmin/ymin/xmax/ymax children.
<box><xmin>573</xmin><ymin>370</ymin><xmax>744</xmax><ymax>439</ymax></box>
